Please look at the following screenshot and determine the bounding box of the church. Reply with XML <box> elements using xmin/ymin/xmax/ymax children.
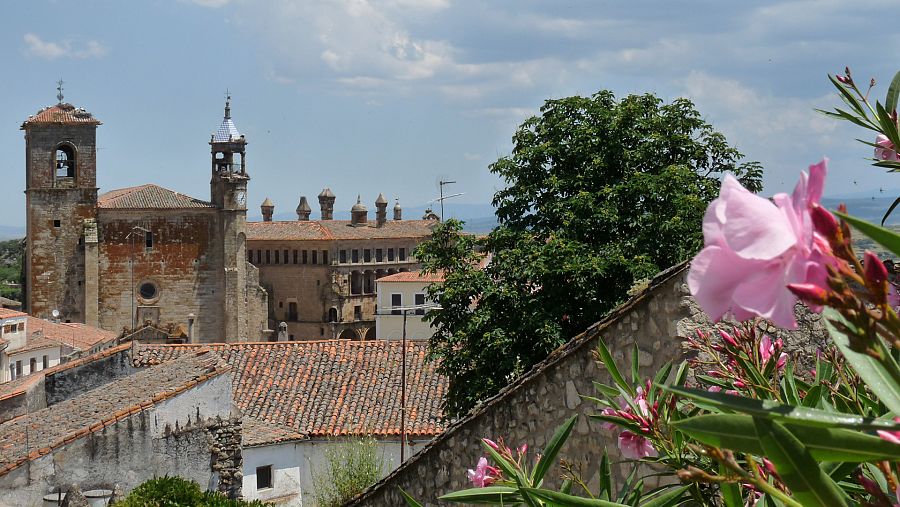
<box><xmin>21</xmin><ymin>93</ymin><xmax>269</xmax><ymax>342</ymax></box>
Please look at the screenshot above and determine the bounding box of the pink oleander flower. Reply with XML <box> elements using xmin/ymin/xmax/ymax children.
<box><xmin>688</xmin><ymin>160</ymin><xmax>835</xmax><ymax>329</ymax></box>
<box><xmin>467</xmin><ymin>457</ymin><xmax>499</xmax><ymax>487</ymax></box>
<box><xmin>759</xmin><ymin>335</ymin><xmax>787</xmax><ymax>371</ymax></box>
<box><xmin>618</xmin><ymin>431</ymin><xmax>658</xmax><ymax>460</ymax></box>
<box><xmin>877</xmin><ymin>417</ymin><xmax>900</xmax><ymax>445</ymax></box>
<box><xmin>875</xmin><ymin>134</ymin><xmax>900</xmax><ymax>161</ymax></box>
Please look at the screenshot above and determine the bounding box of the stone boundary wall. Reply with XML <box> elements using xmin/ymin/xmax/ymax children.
<box><xmin>346</xmin><ymin>263</ymin><xmax>699</xmax><ymax>506</ymax></box>
<box><xmin>45</xmin><ymin>344</ymin><xmax>135</xmax><ymax>405</ymax></box>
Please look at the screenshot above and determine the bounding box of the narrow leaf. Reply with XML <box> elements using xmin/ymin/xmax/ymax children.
<box><xmin>834</xmin><ymin>211</ymin><xmax>900</xmax><ymax>257</ymax></box>
<box><xmin>533</xmin><ymin>414</ymin><xmax>577</xmax><ymax>482</ymax></box>
<box><xmin>823</xmin><ymin>306</ymin><xmax>900</xmax><ymax>414</ymax></box>
<box><xmin>596</xmin><ymin>340</ymin><xmax>633</xmax><ymax>396</ymax></box>
<box><xmin>664</xmin><ymin>384</ymin><xmax>900</xmax><ymax>431</ymax></box>
<box><xmin>637</xmin><ymin>485</ymin><xmax>691</xmax><ymax>507</ymax></box>
<box><xmin>886</xmin><ymin>69</ymin><xmax>900</xmax><ymax>114</ymax></box>
<box><xmin>398</xmin><ymin>487</ymin><xmax>425</xmax><ymax>507</ymax></box>
<box><xmin>719</xmin><ymin>463</ymin><xmax>742</xmax><ymax>507</ymax></box>
<box><xmin>439</xmin><ymin>486</ymin><xmax>521</xmax><ymax>503</ymax></box>
<box><xmin>753</xmin><ymin>418</ymin><xmax>847</xmax><ymax>507</ymax></box>
<box><xmin>521</xmin><ymin>487</ymin><xmax>630</xmax><ymax>506</ymax></box>
<box><xmin>882</xmin><ymin>196</ymin><xmax>900</xmax><ymax>225</ymax></box>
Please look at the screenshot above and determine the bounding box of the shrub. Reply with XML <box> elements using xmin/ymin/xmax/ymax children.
<box><xmin>311</xmin><ymin>437</ymin><xmax>384</xmax><ymax>507</ymax></box>
<box><xmin>115</xmin><ymin>476</ymin><xmax>265</xmax><ymax>507</ymax></box>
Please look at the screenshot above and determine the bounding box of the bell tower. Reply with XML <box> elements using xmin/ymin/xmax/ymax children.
<box><xmin>22</xmin><ymin>83</ymin><xmax>100</xmax><ymax>322</ymax></box>
<box><xmin>210</xmin><ymin>95</ymin><xmax>251</xmax><ymax>341</ymax></box>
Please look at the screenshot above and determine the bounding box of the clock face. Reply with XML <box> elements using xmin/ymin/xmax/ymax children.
<box><xmin>236</xmin><ymin>191</ymin><xmax>246</xmax><ymax>205</ymax></box>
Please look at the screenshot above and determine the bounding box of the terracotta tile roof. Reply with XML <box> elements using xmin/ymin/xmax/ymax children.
<box><xmin>0</xmin><ymin>350</ymin><xmax>230</xmax><ymax>477</ymax></box>
<box><xmin>97</xmin><ymin>184</ymin><xmax>214</xmax><ymax>209</ymax></box>
<box><xmin>0</xmin><ymin>309</ymin><xmax>27</xmax><ymax>319</ymax></box>
<box><xmin>133</xmin><ymin>341</ymin><xmax>446</xmax><ymax>443</ymax></box>
<box><xmin>247</xmin><ymin>220</ymin><xmax>436</xmax><ymax>241</ymax></box>
<box><xmin>242</xmin><ymin>416</ymin><xmax>305</xmax><ymax>447</ymax></box>
<box><xmin>376</xmin><ymin>271</ymin><xmax>444</xmax><ymax>283</ymax></box>
<box><xmin>21</xmin><ymin>103</ymin><xmax>101</xmax><ymax>127</ymax></box>
<box><xmin>26</xmin><ymin>317</ymin><xmax>117</xmax><ymax>351</ymax></box>
<box><xmin>7</xmin><ymin>334</ymin><xmax>61</xmax><ymax>356</ymax></box>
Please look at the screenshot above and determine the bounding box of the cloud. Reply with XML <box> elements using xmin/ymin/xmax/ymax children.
<box><xmin>463</xmin><ymin>152</ymin><xmax>481</xmax><ymax>161</ymax></box>
<box><xmin>23</xmin><ymin>33</ymin><xmax>108</xmax><ymax>60</ymax></box>
<box><xmin>187</xmin><ymin>0</ymin><xmax>231</xmax><ymax>6</ymax></box>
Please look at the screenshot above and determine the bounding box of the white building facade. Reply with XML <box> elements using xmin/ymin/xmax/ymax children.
<box><xmin>374</xmin><ymin>271</ymin><xmax>443</xmax><ymax>340</ymax></box>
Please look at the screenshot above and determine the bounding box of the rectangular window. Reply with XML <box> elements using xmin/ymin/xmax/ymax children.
<box><xmin>302</xmin><ymin>250</ymin><xmax>308</xmax><ymax>264</ymax></box>
<box><xmin>322</xmin><ymin>250</ymin><xmax>328</xmax><ymax>264</ymax></box>
<box><xmin>293</xmin><ymin>250</ymin><xmax>298</xmax><ymax>264</ymax></box>
<box><xmin>391</xmin><ymin>294</ymin><xmax>402</xmax><ymax>315</ymax></box>
<box><xmin>256</xmin><ymin>250</ymin><xmax>261</xmax><ymax>264</ymax></box>
<box><xmin>284</xmin><ymin>250</ymin><xmax>289</xmax><ymax>264</ymax></box>
<box><xmin>42</xmin><ymin>355</ymin><xmax>48</xmax><ymax>369</ymax></box>
<box><xmin>256</xmin><ymin>465</ymin><xmax>273</xmax><ymax>490</ymax></box>
<box><xmin>247</xmin><ymin>249</ymin><xmax>253</xmax><ymax>262</ymax></box>
<box><xmin>145</xmin><ymin>231</ymin><xmax>153</xmax><ymax>250</ymax></box>
<box><xmin>354</xmin><ymin>305</ymin><xmax>362</xmax><ymax>321</ymax></box>
<box><xmin>53</xmin><ymin>219</ymin><xmax>61</xmax><ymax>228</ymax></box>
<box><xmin>399</xmin><ymin>248</ymin><xmax>407</xmax><ymax>261</ymax></box>
<box><xmin>312</xmin><ymin>250</ymin><xmax>318</xmax><ymax>264</ymax></box>
<box><xmin>352</xmin><ymin>250</ymin><xmax>359</xmax><ymax>263</ymax></box>
<box><xmin>339</xmin><ymin>250</ymin><xmax>347</xmax><ymax>263</ymax></box>
<box><xmin>17</xmin><ymin>323</ymin><xmax>24</xmax><ymax>332</ymax></box>
<box><xmin>265</xmin><ymin>250</ymin><xmax>271</xmax><ymax>264</ymax></box>
<box><xmin>29</xmin><ymin>358</ymin><xmax>36</xmax><ymax>374</ymax></box>
<box><xmin>274</xmin><ymin>250</ymin><xmax>280</xmax><ymax>264</ymax></box>
<box><xmin>8</xmin><ymin>365</ymin><xmax>14</xmax><ymax>381</ymax></box>
<box><xmin>15</xmin><ymin>361</ymin><xmax>21</xmax><ymax>378</ymax></box>
<box><xmin>375</xmin><ymin>248</ymin><xmax>383</xmax><ymax>262</ymax></box>
<box><xmin>364</xmin><ymin>249</ymin><xmax>372</xmax><ymax>262</ymax></box>
<box><xmin>415</xmin><ymin>293</ymin><xmax>426</xmax><ymax>315</ymax></box>
<box><xmin>387</xmin><ymin>248</ymin><xmax>395</xmax><ymax>261</ymax></box>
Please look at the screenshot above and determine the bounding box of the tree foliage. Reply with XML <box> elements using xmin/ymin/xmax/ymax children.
<box><xmin>416</xmin><ymin>91</ymin><xmax>763</xmax><ymax>418</ymax></box>
<box><xmin>311</xmin><ymin>437</ymin><xmax>384</xmax><ymax>507</ymax></box>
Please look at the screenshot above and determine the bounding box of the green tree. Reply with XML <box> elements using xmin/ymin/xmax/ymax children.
<box><xmin>311</xmin><ymin>437</ymin><xmax>384</xmax><ymax>507</ymax></box>
<box><xmin>416</xmin><ymin>91</ymin><xmax>763</xmax><ymax>418</ymax></box>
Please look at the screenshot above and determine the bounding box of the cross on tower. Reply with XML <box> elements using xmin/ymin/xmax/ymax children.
<box><xmin>56</xmin><ymin>79</ymin><xmax>64</xmax><ymax>104</ymax></box>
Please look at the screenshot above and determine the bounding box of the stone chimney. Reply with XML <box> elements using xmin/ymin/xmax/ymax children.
<box><xmin>261</xmin><ymin>197</ymin><xmax>274</xmax><ymax>222</ymax></box>
<box><xmin>277</xmin><ymin>321</ymin><xmax>288</xmax><ymax>342</ymax></box>
<box><xmin>318</xmin><ymin>188</ymin><xmax>336</xmax><ymax>220</ymax></box>
<box><xmin>375</xmin><ymin>193</ymin><xmax>388</xmax><ymax>227</ymax></box>
<box><xmin>393</xmin><ymin>198</ymin><xmax>402</xmax><ymax>220</ymax></box>
<box><xmin>187</xmin><ymin>313</ymin><xmax>196</xmax><ymax>343</ymax></box>
<box><xmin>350</xmin><ymin>195</ymin><xmax>368</xmax><ymax>226</ymax></box>
<box><xmin>296</xmin><ymin>196</ymin><xmax>311</xmax><ymax>220</ymax></box>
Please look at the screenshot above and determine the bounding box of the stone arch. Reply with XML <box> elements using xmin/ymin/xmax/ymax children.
<box><xmin>54</xmin><ymin>142</ymin><xmax>77</xmax><ymax>180</ymax></box>
<box><xmin>364</xmin><ymin>327</ymin><xmax>376</xmax><ymax>340</ymax></box>
<box><xmin>328</xmin><ymin>307</ymin><xmax>338</xmax><ymax>323</ymax></box>
<box><xmin>338</xmin><ymin>328</ymin><xmax>358</xmax><ymax>340</ymax></box>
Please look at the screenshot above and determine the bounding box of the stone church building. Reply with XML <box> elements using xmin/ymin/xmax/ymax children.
<box><xmin>21</xmin><ymin>97</ymin><xmax>268</xmax><ymax>342</ymax></box>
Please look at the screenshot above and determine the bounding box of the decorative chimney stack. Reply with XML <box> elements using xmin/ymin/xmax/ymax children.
<box><xmin>393</xmin><ymin>198</ymin><xmax>402</xmax><ymax>220</ymax></box>
<box><xmin>350</xmin><ymin>195</ymin><xmax>368</xmax><ymax>226</ymax></box>
<box><xmin>296</xmin><ymin>196</ymin><xmax>311</xmax><ymax>220</ymax></box>
<box><xmin>318</xmin><ymin>188</ymin><xmax>336</xmax><ymax>220</ymax></box>
<box><xmin>375</xmin><ymin>193</ymin><xmax>388</xmax><ymax>227</ymax></box>
<box><xmin>261</xmin><ymin>197</ymin><xmax>274</xmax><ymax>222</ymax></box>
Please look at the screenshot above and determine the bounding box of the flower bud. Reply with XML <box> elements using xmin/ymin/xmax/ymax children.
<box><xmin>718</xmin><ymin>330</ymin><xmax>739</xmax><ymax>348</ymax></box>
<box><xmin>864</xmin><ymin>251</ymin><xmax>889</xmax><ymax>286</ymax></box>
<box><xmin>836</xmin><ymin>74</ymin><xmax>848</xmax><ymax>84</ymax></box>
<box><xmin>810</xmin><ymin>204</ymin><xmax>839</xmax><ymax>238</ymax></box>
<box><xmin>787</xmin><ymin>283</ymin><xmax>829</xmax><ymax>305</ymax></box>
<box><xmin>482</xmin><ymin>438</ymin><xmax>499</xmax><ymax>451</ymax></box>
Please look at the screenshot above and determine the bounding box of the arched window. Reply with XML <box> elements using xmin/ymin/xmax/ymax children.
<box><xmin>55</xmin><ymin>145</ymin><xmax>75</xmax><ymax>178</ymax></box>
<box><xmin>328</xmin><ymin>307</ymin><xmax>338</xmax><ymax>323</ymax></box>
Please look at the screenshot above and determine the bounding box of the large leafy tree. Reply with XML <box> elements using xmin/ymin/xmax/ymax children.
<box><xmin>416</xmin><ymin>91</ymin><xmax>763</xmax><ymax>418</ymax></box>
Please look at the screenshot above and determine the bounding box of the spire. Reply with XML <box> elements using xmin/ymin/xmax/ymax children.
<box><xmin>212</xmin><ymin>93</ymin><xmax>241</xmax><ymax>143</ymax></box>
<box><xmin>224</xmin><ymin>92</ymin><xmax>231</xmax><ymax>119</ymax></box>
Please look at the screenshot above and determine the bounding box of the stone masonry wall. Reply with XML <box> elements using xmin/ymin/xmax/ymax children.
<box><xmin>347</xmin><ymin>261</ymin><xmax>828</xmax><ymax>506</ymax></box>
<box><xmin>44</xmin><ymin>346</ymin><xmax>135</xmax><ymax>406</ymax></box>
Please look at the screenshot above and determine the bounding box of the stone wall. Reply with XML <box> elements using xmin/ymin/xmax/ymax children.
<box><xmin>347</xmin><ymin>264</ymin><xmax>699</xmax><ymax>506</ymax></box>
<box><xmin>44</xmin><ymin>345</ymin><xmax>135</xmax><ymax>405</ymax></box>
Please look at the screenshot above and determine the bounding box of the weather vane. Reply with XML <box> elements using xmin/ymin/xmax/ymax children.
<box><xmin>56</xmin><ymin>78</ymin><xmax>64</xmax><ymax>104</ymax></box>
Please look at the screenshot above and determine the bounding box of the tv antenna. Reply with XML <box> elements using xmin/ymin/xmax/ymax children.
<box><xmin>434</xmin><ymin>180</ymin><xmax>464</xmax><ymax>221</ymax></box>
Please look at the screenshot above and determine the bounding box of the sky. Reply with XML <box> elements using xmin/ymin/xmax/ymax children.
<box><xmin>0</xmin><ymin>0</ymin><xmax>898</xmax><ymax>226</ymax></box>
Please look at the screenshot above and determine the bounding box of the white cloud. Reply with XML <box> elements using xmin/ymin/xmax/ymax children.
<box><xmin>23</xmin><ymin>33</ymin><xmax>108</xmax><ymax>60</ymax></box>
<box><xmin>187</xmin><ymin>0</ymin><xmax>231</xmax><ymax>7</ymax></box>
<box><xmin>463</xmin><ymin>152</ymin><xmax>481</xmax><ymax>161</ymax></box>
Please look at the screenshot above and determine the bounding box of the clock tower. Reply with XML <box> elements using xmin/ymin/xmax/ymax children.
<box><xmin>210</xmin><ymin>95</ymin><xmax>252</xmax><ymax>341</ymax></box>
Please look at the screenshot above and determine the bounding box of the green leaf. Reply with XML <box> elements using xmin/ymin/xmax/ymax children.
<box><xmin>823</xmin><ymin>306</ymin><xmax>900</xmax><ymax>414</ymax></box>
<box><xmin>439</xmin><ymin>486</ymin><xmax>521</xmax><ymax>503</ymax></box>
<box><xmin>876</xmin><ymin>101</ymin><xmax>900</xmax><ymax>149</ymax></box>
<box><xmin>674</xmin><ymin>413</ymin><xmax>900</xmax><ymax>462</ymax></box>
<box><xmin>532</xmin><ymin>414</ymin><xmax>577</xmax><ymax>483</ymax></box>
<box><xmin>598</xmin><ymin>451</ymin><xmax>612</xmax><ymax>501</ymax></box>
<box><xmin>637</xmin><ymin>485</ymin><xmax>691</xmax><ymax>507</ymax></box>
<box><xmin>719</xmin><ymin>463</ymin><xmax>742</xmax><ymax>507</ymax></box>
<box><xmin>596</xmin><ymin>340</ymin><xmax>633</xmax><ymax>396</ymax></box>
<box><xmin>663</xmin><ymin>385</ymin><xmax>900</xmax><ymax>431</ymax></box>
<box><xmin>521</xmin><ymin>488</ymin><xmax>629</xmax><ymax>506</ymax></box>
<box><xmin>753</xmin><ymin>418</ymin><xmax>847</xmax><ymax>507</ymax></box>
<box><xmin>781</xmin><ymin>362</ymin><xmax>800</xmax><ymax>406</ymax></box>
<box><xmin>886</xmin><ymin>70</ymin><xmax>900</xmax><ymax>114</ymax></box>
<box><xmin>827</xmin><ymin>75</ymin><xmax>868</xmax><ymax>118</ymax></box>
<box><xmin>398</xmin><ymin>487</ymin><xmax>425</xmax><ymax>507</ymax></box>
<box><xmin>825</xmin><ymin>462</ymin><xmax>859</xmax><ymax>483</ymax></box>
<box><xmin>882</xmin><ymin>196</ymin><xmax>900</xmax><ymax>226</ymax></box>
<box><xmin>801</xmin><ymin>385</ymin><xmax>824</xmax><ymax>408</ymax></box>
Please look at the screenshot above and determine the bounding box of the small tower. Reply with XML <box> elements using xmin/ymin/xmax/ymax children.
<box><xmin>350</xmin><ymin>196</ymin><xmax>368</xmax><ymax>226</ymax></box>
<box><xmin>261</xmin><ymin>197</ymin><xmax>274</xmax><ymax>222</ymax></box>
<box><xmin>375</xmin><ymin>193</ymin><xmax>387</xmax><ymax>227</ymax></box>
<box><xmin>423</xmin><ymin>207</ymin><xmax>440</xmax><ymax>221</ymax></box>
<box><xmin>296</xmin><ymin>196</ymin><xmax>311</xmax><ymax>220</ymax></box>
<box><xmin>393</xmin><ymin>198</ymin><xmax>402</xmax><ymax>220</ymax></box>
<box><xmin>318</xmin><ymin>188</ymin><xmax>336</xmax><ymax>220</ymax></box>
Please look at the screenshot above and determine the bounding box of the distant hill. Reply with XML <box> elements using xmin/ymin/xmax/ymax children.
<box><xmin>821</xmin><ymin>197</ymin><xmax>900</xmax><ymax>225</ymax></box>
